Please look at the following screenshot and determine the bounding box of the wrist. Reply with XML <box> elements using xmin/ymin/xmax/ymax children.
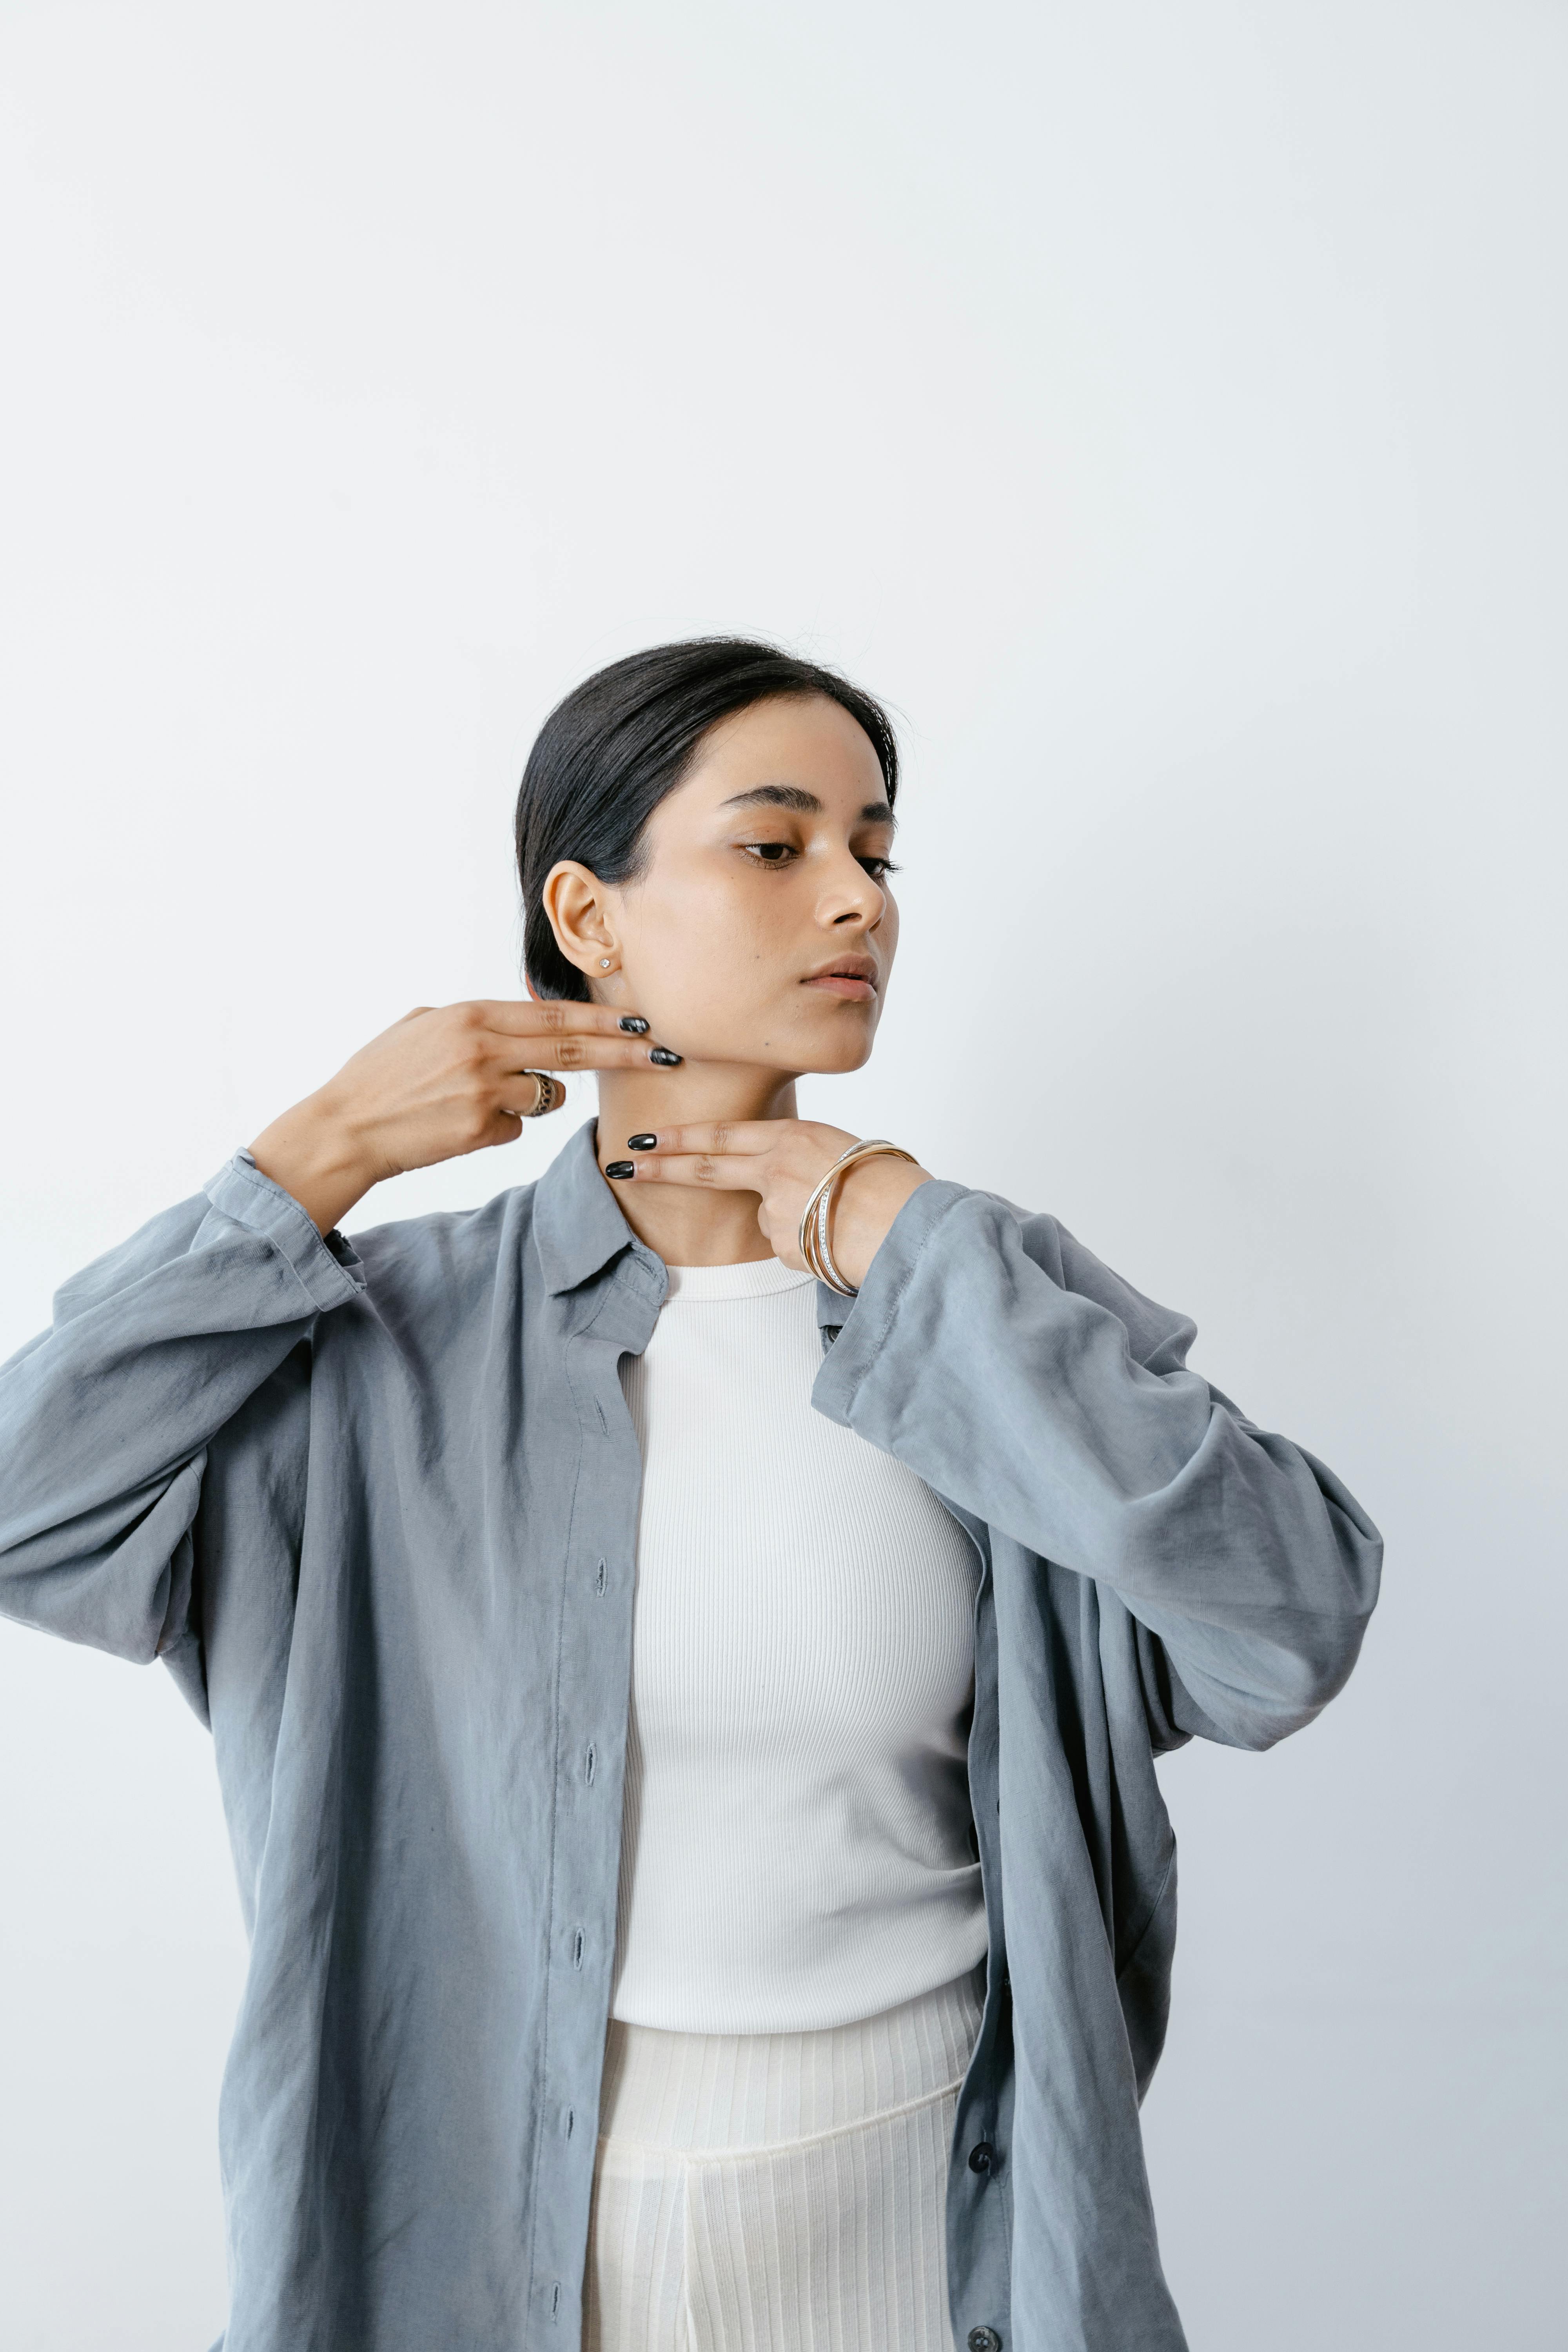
<box><xmin>249</xmin><ymin>1091</ymin><xmax>380</xmax><ymax>1235</ymax></box>
<box><xmin>829</xmin><ymin>1156</ymin><xmax>932</xmax><ymax>1292</ymax></box>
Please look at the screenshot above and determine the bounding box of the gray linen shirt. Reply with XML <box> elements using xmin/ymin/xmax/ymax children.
<box><xmin>0</xmin><ymin>1121</ymin><xmax>1381</xmax><ymax>2352</ymax></box>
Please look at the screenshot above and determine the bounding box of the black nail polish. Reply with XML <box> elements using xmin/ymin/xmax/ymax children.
<box><xmin>648</xmin><ymin>1047</ymin><xmax>682</xmax><ymax>1067</ymax></box>
<box><xmin>627</xmin><ymin>1133</ymin><xmax>657</xmax><ymax>1151</ymax></box>
<box><xmin>618</xmin><ymin>1015</ymin><xmax>650</xmax><ymax>1035</ymax></box>
<box><xmin>604</xmin><ymin>1160</ymin><xmax>635</xmax><ymax>1180</ymax></box>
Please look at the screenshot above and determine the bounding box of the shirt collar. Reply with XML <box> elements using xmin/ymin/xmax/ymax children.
<box><xmin>533</xmin><ymin>1117</ymin><xmax>652</xmax><ymax>1296</ymax></box>
<box><xmin>531</xmin><ymin>1114</ymin><xmax>855</xmax><ymax>1327</ymax></box>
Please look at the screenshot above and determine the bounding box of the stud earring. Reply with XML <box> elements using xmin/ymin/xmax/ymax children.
<box><xmin>600</xmin><ymin>957</ymin><xmax>612</xmax><ymax>969</ymax></box>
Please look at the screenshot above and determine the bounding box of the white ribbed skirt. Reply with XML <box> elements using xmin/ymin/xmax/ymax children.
<box><xmin>583</xmin><ymin>1964</ymin><xmax>985</xmax><ymax>2352</ymax></box>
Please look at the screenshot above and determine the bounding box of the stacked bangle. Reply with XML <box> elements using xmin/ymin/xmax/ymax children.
<box><xmin>797</xmin><ymin>1138</ymin><xmax>919</xmax><ymax>1298</ymax></box>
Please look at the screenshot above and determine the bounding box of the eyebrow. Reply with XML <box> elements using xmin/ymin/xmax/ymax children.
<box><xmin>719</xmin><ymin>784</ymin><xmax>897</xmax><ymax>826</ymax></box>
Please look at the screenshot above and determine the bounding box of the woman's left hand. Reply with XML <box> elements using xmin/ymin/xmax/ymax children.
<box><xmin>608</xmin><ymin>1121</ymin><xmax>933</xmax><ymax>1291</ymax></box>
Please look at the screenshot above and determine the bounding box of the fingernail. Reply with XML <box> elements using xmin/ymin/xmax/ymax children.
<box><xmin>627</xmin><ymin>1133</ymin><xmax>657</xmax><ymax>1150</ymax></box>
<box><xmin>618</xmin><ymin>1016</ymin><xmax>650</xmax><ymax>1035</ymax></box>
<box><xmin>604</xmin><ymin>1160</ymin><xmax>636</xmax><ymax>1180</ymax></box>
<box><xmin>649</xmin><ymin>1047</ymin><xmax>682</xmax><ymax>1066</ymax></box>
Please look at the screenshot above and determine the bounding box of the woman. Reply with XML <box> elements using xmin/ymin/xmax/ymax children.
<box><xmin>0</xmin><ymin>638</ymin><xmax>1381</xmax><ymax>2352</ymax></box>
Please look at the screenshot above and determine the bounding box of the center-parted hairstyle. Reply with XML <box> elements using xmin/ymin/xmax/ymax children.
<box><xmin>514</xmin><ymin>638</ymin><xmax>899</xmax><ymax>1002</ymax></box>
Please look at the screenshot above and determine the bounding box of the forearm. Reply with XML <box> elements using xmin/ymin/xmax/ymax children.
<box><xmin>814</xmin><ymin>1180</ymin><xmax>1383</xmax><ymax>1726</ymax></box>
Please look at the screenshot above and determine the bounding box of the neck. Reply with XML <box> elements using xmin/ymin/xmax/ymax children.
<box><xmin>594</xmin><ymin>1062</ymin><xmax>799</xmax><ymax>1267</ymax></box>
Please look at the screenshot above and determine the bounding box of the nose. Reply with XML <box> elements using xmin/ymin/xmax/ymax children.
<box><xmin>818</xmin><ymin>849</ymin><xmax>886</xmax><ymax>931</ymax></box>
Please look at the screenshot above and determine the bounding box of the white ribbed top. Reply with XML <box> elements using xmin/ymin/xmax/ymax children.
<box><xmin>611</xmin><ymin>1256</ymin><xmax>986</xmax><ymax>2034</ymax></box>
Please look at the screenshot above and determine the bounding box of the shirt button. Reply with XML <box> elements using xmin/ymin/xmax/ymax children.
<box><xmin>967</xmin><ymin>2140</ymin><xmax>996</xmax><ymax>2174</ymax></box>
<box><xmin>967</xmin><ymin>2329</ymin><xmax>1002</xmax><ymax>2352</ymax></box>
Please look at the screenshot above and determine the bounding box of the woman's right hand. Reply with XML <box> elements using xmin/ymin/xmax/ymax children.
<box><xmin>247</xmin><ymin>999</ymin><xmax>679</xmax><ymax>1234</ymax></box>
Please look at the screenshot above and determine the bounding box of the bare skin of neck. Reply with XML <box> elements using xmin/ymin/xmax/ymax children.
<box><xmin>593</xmin><ymin>1060</ymin><xmax>799</xmax><ymax>1267</ymax></box>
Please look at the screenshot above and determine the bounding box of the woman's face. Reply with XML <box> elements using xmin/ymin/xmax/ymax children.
<box><xmin>564</xmin><ymin>693</ymin><xmax>900</xmax><ymax>1075</ymax></box>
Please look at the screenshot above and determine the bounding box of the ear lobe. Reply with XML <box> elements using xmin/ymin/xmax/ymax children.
<box><xmin>541</xmin><ymin>858</ymin><xmax>617</xmax><ymax>983</ymax></box>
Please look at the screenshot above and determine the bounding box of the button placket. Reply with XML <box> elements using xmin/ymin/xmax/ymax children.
<box><xmin>525</xmin><ymin>1246</ymin><xmax>665</xmax><ymax>2341</ymax></box>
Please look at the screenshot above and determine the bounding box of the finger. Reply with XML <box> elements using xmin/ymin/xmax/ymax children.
<box><xmin>465</xmin><ymin>999</ymin><xmax>655</xmax><ymax>1040</ymax></box>
<box><xmin>485</xmin><ymin>1031</ymin><xmax>683</xmax><ymax>1074</ymax></box>
<box><xmin>604</xmin><ymin>1151</ymin><xmax>765</xmax><ymax>1189</ymax></box>
<box><xmin>619</xmin><ymin>1120</ymin><xmax>788</xmax><ymax>1159</ymax></box>
<box><xmin>495</xmin><ymin>1074</ymin><xmax>566</xmax><ymax>1120</ymax></box>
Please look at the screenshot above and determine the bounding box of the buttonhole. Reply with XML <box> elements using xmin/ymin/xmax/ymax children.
<box><xmin>565</xmin><ymin>2107</ymin><xmax>575</xmax><ymax>2139</ymax></box>
<box><xmin>585</xmin><ymin>1743</ymin><xmax>596</xmax><ymax>1786</ymax></box>
<box><xmin>595</xmin><ymin>1559</ymin><xmax>607</xmax><ymax>1595</ymax></box>
<box><xmin>572</xmin><ymin>1927</ymin><xmax>584</xmax><ymax>1970</ymax></box>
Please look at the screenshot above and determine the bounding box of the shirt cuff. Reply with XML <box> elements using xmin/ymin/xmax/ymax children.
<box><xmin>811</xmin><ymin>1176</ymin><xmax>973</xmax><ymax>1428</ymax></box>
<box><xmin>203</xmin><ymin>1149</ymin><xmax>367</xmax><ymax>1314</ymax></box>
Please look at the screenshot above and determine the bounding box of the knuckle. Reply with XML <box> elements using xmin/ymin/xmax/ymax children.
<box><xmin>695</xmin><ymin>1156</ymin><xmax>717</xmax><ymax>1186</ymax></box>
<box><xmin>555</xmin><ymin>1037</ymin><xmax>585</xmax><ymax>1070</ymax></box>
<box><xmin>540</xmin><ymin>1004</ymin><xmax>566</xmax><ymax>1034</ymax></box>
<box><xmin>711</xmin><ymin>1123</ymin><xmax>731</xmax><ymax>1154</ymax></box>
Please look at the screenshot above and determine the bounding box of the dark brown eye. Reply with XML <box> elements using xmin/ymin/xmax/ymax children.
<box><xmin>745</xmin><ymin>842</ymin><xmax>795</xmax><ymax>864</ymax></box>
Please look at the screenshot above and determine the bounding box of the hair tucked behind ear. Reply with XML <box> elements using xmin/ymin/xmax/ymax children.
<box><xmin>514</xmin><ymin>639</ymin><xmax>899</xmax><ymax>1002</ymax></box>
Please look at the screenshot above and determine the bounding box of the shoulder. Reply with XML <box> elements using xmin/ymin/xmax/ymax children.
<box><xmin>341</xmin><ymin>1178</ymin><xmax>543</xmax><ymax>1311</ymax></box>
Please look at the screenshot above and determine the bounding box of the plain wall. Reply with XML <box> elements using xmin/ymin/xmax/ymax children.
<box><xmin>2</xmin><ymin>4</ymin><xmax>1564</xmax><ymax>2345</ymax></box>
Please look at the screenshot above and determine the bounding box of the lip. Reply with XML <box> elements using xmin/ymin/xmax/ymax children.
<box><xmin>801</xmin><ymin>953</ymin><xmax>878</xmax><ymax>1001</ymax></box>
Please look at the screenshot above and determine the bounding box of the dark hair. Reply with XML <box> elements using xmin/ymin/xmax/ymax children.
<box><xmin>514</xmin><ymin>637</ymin><xmax>899</xmax><ymax>1001</ymax></box>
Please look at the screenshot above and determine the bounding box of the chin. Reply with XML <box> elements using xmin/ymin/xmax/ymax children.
<box><xmin>799</xmin><ymin>1032</ymin><xmax>878</xmax><ymax>1077</ymax></box>
<box><xmin>688</xmin><ymin>1002</ymin><xmax>878</xmax><ymax>1075</ymax></box>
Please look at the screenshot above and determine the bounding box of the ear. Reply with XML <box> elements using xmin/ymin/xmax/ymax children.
<box><xmin>541</xmin><ymin>861</ymin><xmax>618</xmax><ymax>985</ymax></box>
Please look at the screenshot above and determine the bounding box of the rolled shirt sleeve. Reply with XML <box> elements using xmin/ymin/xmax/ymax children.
<box><xmin>201</xmin><ymin>1149</ymin><xmax>365</xmax><ymax>1314</ymax></box>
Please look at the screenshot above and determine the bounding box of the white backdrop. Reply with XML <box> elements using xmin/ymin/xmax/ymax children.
<box><xmin>2</xmin><ymin>5</ymin><xmax>1564</xmax><ymax>2346</ymax></box>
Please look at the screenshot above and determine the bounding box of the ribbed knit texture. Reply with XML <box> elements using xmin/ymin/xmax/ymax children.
<box><xmin>585</xmin><ymin>1964</ymin><xmax>985</xmax><ymax>2351</ymax></box>
<box><xmin>612</xmin><ymin>1257</ymin><xmax>986</xmax><ymax>2035</ymax></box>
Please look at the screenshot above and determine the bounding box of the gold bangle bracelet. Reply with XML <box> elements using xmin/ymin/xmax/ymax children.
<box><xmin>798</xmin><ymin>1139</ymin><xmax>918</xmax><ymax>1298</ymax></box>
<box><xmin>799</xmin><ymin>1138</ymin><xmax>891</xmax><ymax>1290</ymax></box>
<box><xmin>797</xmin><ymin>1139</ymin><xmax>873</xmax><ymax>1282</ymax></box>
